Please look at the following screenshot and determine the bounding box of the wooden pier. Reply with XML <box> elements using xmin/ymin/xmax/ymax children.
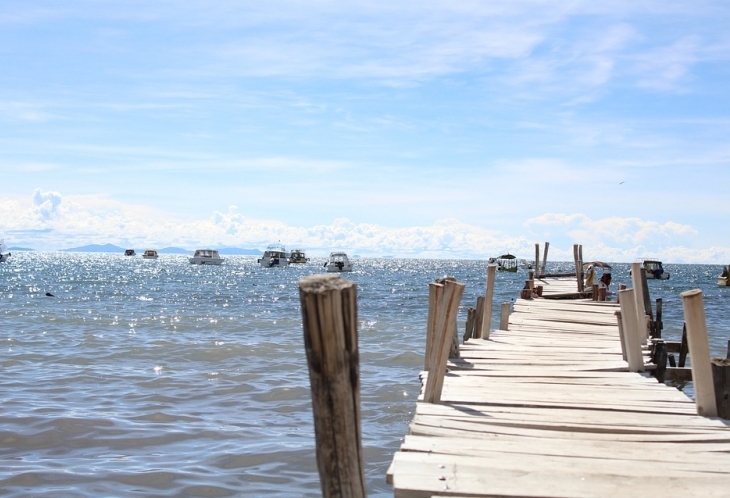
<box><xmin>387</xmin><ymin>276</ymin><xmax>730</xmax><ymax>497</ymax></box>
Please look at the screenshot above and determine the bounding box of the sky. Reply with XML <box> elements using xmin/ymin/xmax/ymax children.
<box><xmin>1</xmin><ymin>1</ymin><xmax>729</xmax><ymax>262</ymax></box>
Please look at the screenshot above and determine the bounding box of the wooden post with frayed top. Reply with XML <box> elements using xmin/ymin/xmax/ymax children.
<box><xmin>299</xmin><ymin>274</ymin><xmax>366</xmax><ymax>498</ymax></box>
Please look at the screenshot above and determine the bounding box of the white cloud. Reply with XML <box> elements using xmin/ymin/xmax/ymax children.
<box><xmin>525</xmin><ymin>213</ymin><xmax>698</xmax><ymax>249</ymax></box>
<box><xmin>2</xmin><ymin>191</ymin><xmax>725</xmax><ymax>263</ymax></box>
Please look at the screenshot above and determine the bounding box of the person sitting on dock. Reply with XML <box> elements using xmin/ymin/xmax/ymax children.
<box><xmin>598</xmin><ymin>272</ymin><xmax>612</xmax><ymax>290</ymax></box>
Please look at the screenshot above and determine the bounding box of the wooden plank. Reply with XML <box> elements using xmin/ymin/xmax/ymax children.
<box><xmin>390</xmin><ymin>452</ymin><xmax>730</xmax><ymax>498</ymax></box>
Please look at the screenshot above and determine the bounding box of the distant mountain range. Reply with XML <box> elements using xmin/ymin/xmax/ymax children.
<box><xmin>61</xmin><ymin>244</ymin><xmax>262</xmax><ymax>255</ymax></box>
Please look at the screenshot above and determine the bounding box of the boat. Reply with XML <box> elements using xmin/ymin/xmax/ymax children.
<box><xmin>0</xmin><ymin>239</ymin><xmax>10</xmax><ymax>263</ymax></box>
<box><xmin>124</xmin><ymin>249</ymin><xmax>136</xmax><ymax>256</ymax></box>
<box><xmin>189</xmin><ymin>249</ymin><xmax>224</xmax><ymax>265</ymax></box>
<box><xmin>719</xmin><ymin>265</ymin><xmax>730</xmax><ymax>286</ymax></box>
<box><xmin>487</xmin><ymin>254</ymin><xmax>518</xmax><ymax>272</ymax></box>
<box><xmin>142</xmin><ymin>249</ymin><xmax>159</xmax><ymax>260</ymax></box>
<box><xmin>631</xmin><ymin>259</ymin><xmax>670</xmax><ymax>280</ymax></box>
<box><xmin>288</xmin><ymin>249</ymin><xmax>309</xmax><ymax>264</ymax></box>
<box><xmin>325</xmin><ymin>252</ymin><xmax>353</xmax><ymax>272</ymax></box>
<box><xmin>258</xmin><ymin>244</ymin><xmax>289</xmax><ymax>268</ymax></box>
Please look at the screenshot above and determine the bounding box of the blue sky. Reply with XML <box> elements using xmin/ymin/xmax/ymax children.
<box><xmin>1</xmin><ymin>1</ymin><xmax>729</xmax><ymax>262</ymax></box>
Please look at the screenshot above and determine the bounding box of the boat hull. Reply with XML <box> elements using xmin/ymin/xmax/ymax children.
<box><xmin>645</xmin><ymin>272</ymin><xmax>670</xmax><ymax>280</ymax></box>
<box><xmin>189</xmin><ymin>258</ymin><xmax>223</xmax><ymax>265</ymax></box>
<box><xmin>719</xmin><ymin>277</ymin><xmax>730</xmax><ymax>287</ymax></box>
<box><xmin>326</xmin><ymin>264</ymin><xmax>353</xmax><ymax>272</ymax></box>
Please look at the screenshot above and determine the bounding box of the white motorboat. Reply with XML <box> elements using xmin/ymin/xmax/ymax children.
<box><xmin>258</xmin><ymin>244</ymin><xmax>289</xmax><ymax>268</ymax></box>
<box><xmin>631</xmin><ymin>259</ymin><xmax>670</xmax><ymax>280</ymax></box>
<box><xmin>124</xmin><ymin>249</ymin><xmax>136</xmax><ymax>256</ymax></box>
<box><xmin>142</xmin><ymin>249</ymin><xmax>159</xmax><ymax>259</ymax></box>
<box><xmin>719</xmin><ymin>266</ymin><xmax>730</xmax><ymax>286</ymax></box>
<box><xmin>488</xmin><ymin>254</ymin><xmax>518</xmax><ymax>272</ymax></box>
<box><xmin>189</xmin><ymin>249</ymin><xmax>224</xmax><ymax>265</ymax></box>
<box><xmin>0</xmin><ymin>239</ymin><xmax>10</xmax><ymax>263</ymax></box>
<box><xmin>325</xmin><ymin>252</ymin><xmax>353</xmax><ymax>272</ymax></box>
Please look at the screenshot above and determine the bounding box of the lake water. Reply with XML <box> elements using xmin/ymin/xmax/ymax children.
<box><xmin>1</xmin><ymin>253</ymin><xmax>728</xmax><ymax>497</ymax></box>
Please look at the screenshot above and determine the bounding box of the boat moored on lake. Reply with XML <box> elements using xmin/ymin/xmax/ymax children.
<box><xmin>488</xmin><ymin>254</ymin><xmax>518</xmax><ymax>272</ymax></box>
<box><xmin>719</xmin><ymin>265</ymin><xmax>730</xmax><ymax>286</ymax></box>
<box><xmin>288</xmin><ymin>249</ymin><xmax>309</xmax><ymax>264</ymax></box>
<box><xmin>325</xmin><ymin>252</ymin><xmax>353</xmax><ymax>272</ymax></box>
<box><xmin>0</xmin><ymin>240</ymin><xmax>10</xmax><ymax>263</ymax></box>
<box><xmin>258</xmin><ymin>244</ymin><xmax>289</xmax><ymax>268</ymax></box>
<box><xmin>632</xmin><ymin>259</ymin><xmax>670</xmax><ymax>280</ymax></box>
<box><xmin>142</xmin><ymin>249</ymin><xmax>159</xmax><ymax>259</ymax></box>
<box><xmin>189</xmin><ymin>249</ymin><xmax>224</xmax><ymax>265</ymax></box>
<box><xmin>124</xmin><ymin>249</ymin><xmax>136</xmax><ymax>256</ymax></box>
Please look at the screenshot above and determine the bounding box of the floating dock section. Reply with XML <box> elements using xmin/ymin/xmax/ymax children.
<box><xmin>387</xmin><ymin>277</ymin><xmax>730</xmax><ymax>497</ymax></box>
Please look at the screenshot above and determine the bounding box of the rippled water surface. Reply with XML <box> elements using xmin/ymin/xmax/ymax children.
<box><xmin>1</xmin><ymin>254</ymin><xmax>729</xmax><ymax>496</ymax></box>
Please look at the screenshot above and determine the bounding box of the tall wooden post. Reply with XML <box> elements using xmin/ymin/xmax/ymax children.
<box><xmin>630</xmin><ymin>262</ymin><xmax>649</xmax><ymax>339</ymax></box>
<box><xmin>423</xmin><ymin>279</ymin><xmax>466</xmax><ymax>403</ymax></box>
<box><xmin>681</xmin><ymin>289</ymin><xmax>718</xmax><ymax>417</ymax></box>
<box><xmin>424</xmin><ymin>282</ymin><xmax>443</xmax><ymax>371</ymax></box>
<box><xmin>614</xmin><ymin>311</ymin><xmax>627</xmax><ymax>361</ymax></box>
<box><xmin>474</xmin><ymin>296</ymin><xmax>484</xmax><ymax>341</ymax></box>
<box><xmin>618</xmin><ymin>288</ymin><xmax>645</xmax><ymax>372</ymax></box>
<box><xmin>299</xmin><ymin>274</ymin><xmax>366</xmax><ymax>498</ymax></box>
<box><xmin>712</xmin><ymin>359</ymin><xmax>730</xmax><ymax>419</ymax></box>
<box><xmin>480</xmin><ymin>264</ymin><xmax>497</xmax><ymax>339</ymax></box>
<box><xmin>463</xmin><ymin>307</ymin><xmax>476</xmax><ymax>343</ymax></box>
<box><xmin>573</xmin><ymin>244</ymin><xmax>583</xmax><ymax>292</ymax></box>
<box><xmin>540</xmin><ymin>242</ymin><xmax>549</xmax><ymax>276</ymax></box>
<box><xmin>499</xmin><ymin>302</ymin><xmax>510</xmax><ymax>330</ymax></box>
<box><xmin>534</xmin><ymin>243</ymin><xmax>540</xmax><ymax>277</ymax></box>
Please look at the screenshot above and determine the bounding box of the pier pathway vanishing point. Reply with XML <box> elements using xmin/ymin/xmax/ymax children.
<box><xmin>387</xmin><ymin>280</ymin><xmax>730</xmax><ymax>497</ymax></box>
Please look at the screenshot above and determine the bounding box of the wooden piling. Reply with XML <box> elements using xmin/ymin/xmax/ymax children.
<box><xmin>652</xmin><ymin>340</ymin><xmax>668</xmax><ymax>383</ymax></box>
<box><xmin>540</xmin><ymin>242</ymin><xmax>549</xmax><ymax>276</ymax></box>
<box><xmin>573</xmin><ymin>244</ymin><xmax>583</xmax><ymax>292</ymax></box>
<box><xmin>463</xmin><ymin>307</ymin><xmax>476</xmax><ymax>343</ymax></box>
<box><xmin>424</xmin><ymin>282</ymin><xmax>442</xmax><ymax>372</ymax></box>
<box><xmin>712</xmin><ymin>358</ymin><xmax>730</xmax><ymax>419</ymax></box>
<box><xmin>499</xmin><ymin>302</ymin><xmax>510</xmax><ymax>331</ymax></box>
<box><xmin>614</xmin><ymin>311</ymin><xmax>627</xmax><ymax>361</ymax></box>
<box><xmin>680</xmin><ymin>289</ymin><xmax>718</xmax><ymax>418</ymax></box>
<box><xmin>474</xmin><ymin>296</ymin><xmax>484</xmax><ymax>341</ymax></box>
<box><xmin>298</xmin><ymin>274</ymin><xmax>366</xmax><ymax>498</ymax></box>
<box><xmin>654</xmin><ymin>298</ymin><xmax>663</xmax><ymax>338</ymax></box>
<box><xmin>679</xmin><ymin>324</ymin><xmax>689</xmax><ymax>368</ymax></box>
<box><xmin>630</xmin><ymin>262</ymin><xmax>649</xmax><ymax>340</ymax></box>
<box><xmin>480</xmin><ymin>265</ymin><xmax>497</xmax><ymax>339</ymax></box>
<box><xmin>423</xmin><ymin>279</ymin><xmax>466</xmax><ymax>403</ymax></box>
<box><xmin>618</xmin><ymin>288</ymin><xmax>645</xmax><ymax>372</ymax></box>
<box><xmin>534</xmin><ymin>243</ymin><xmax>540</xmax><ymax>277</ymax></box>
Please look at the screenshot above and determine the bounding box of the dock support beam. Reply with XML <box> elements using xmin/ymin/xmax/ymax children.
<box><xmin>423</xmin><ymin>278</ymin><xmax>465</xmax><ymax>403</ymax></box>
<box><xmin>681</xmin><ymin>289</ymin><xmax>718</xmax><ymax>418</ymax></box>
<box><xmin>499</xmin><ymin>302</ymin><xmax>510</xmax><ymax>331</ymax></box>
<box><xmin>299</xmin><ymin>274</ymin><xmax>366</xmax><ymax>498</ymax></box>
<box><xmin>619</xmin><ymin>288</ymin><xmax>645</xmax><ymax>372</ymax></box>
<box><xmin>480</xmin><ymin>265</ymin><xmax>497</xmax><ymax>339</ymax></box>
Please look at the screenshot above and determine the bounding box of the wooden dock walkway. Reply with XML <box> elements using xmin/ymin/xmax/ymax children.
<box><xmin>387</xmin><ymin>285</ymin><xmax>730</xmax><ymax>497</ymax></box>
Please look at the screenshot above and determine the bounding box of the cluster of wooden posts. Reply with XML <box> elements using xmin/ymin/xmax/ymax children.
<box><xmin>617</xmin><ymin>262</ymin><xmax>730</xmax><ymax>418</ymax></box>
<box><xmin>296</xmin><ymin>250</ymin><xmax>730</xmax><ymax>497</ymax></box>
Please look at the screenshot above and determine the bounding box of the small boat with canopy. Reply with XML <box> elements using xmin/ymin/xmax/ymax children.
<box><xmin>488</xmin><ymin>254</ymin><xmax>518</xmax><ymax>272</ymax></box>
